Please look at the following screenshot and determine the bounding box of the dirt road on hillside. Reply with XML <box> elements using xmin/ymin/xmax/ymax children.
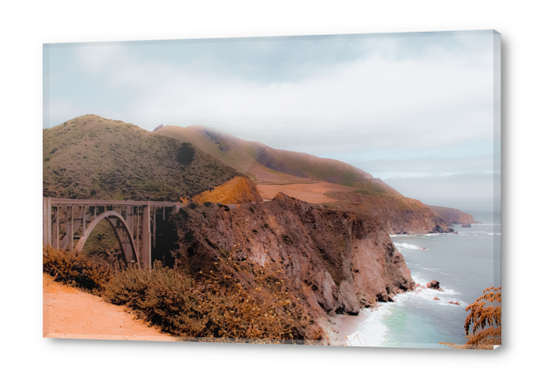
<box><xmin>257</xmin><ymin>182</ymin><xmax>355</xmax><ymax>203</ymax></box>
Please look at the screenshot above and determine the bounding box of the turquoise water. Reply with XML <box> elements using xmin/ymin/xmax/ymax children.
<box><xmin>347</xmin><ymin>212</ymin><xmax>501</xmax><ymax>348</ymax></box>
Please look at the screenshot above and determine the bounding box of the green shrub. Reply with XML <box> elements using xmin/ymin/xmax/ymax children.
<box><xmin>176</xmin><ymin>142</ymin><xmax>195</xmax><ymax>165</ymax></box>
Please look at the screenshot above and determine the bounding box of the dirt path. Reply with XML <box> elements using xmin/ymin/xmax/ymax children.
<box><xmin>257</xmin><ymin>182</ymin><xmax>355</xmax><ymax>204</ymax></box>
<box><xmin>43</xmin><ymin>274</ymin><xmax>177</xmax><ymax>341</ymax></box>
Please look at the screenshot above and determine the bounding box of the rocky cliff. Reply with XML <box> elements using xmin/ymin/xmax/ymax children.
<box><xmin>428</xmin><ymin>205</ymin><xmax>478</xmax><ymax>225</ymax></box>
<box><xmin>169</xmin><ymin>193</ymin><xmax>415</xmax><ymax>342</ymax></box>
<box><xmin>191</xmin><ymin>176</ymin><xmax>263</xmax><ymax>204</ymax></box>
<box><xmin>324</xmin><ymin>191</ymin><xmax>454</xmax><ymax>235</ymax></box>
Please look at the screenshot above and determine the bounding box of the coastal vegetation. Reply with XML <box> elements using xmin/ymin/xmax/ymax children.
<box><xmin>43</xmin><ymin>114</ymin><xmax>484</xmax><ymax>345</ymax></box>
<box><xmin>154</xmin><ymin>123</ymin><xmax>462</xmax><ymax>234</ymax></box>
<box><xmin>43</xmin><ymin>246</ymin><xmax>321</xmax><ymax>343</ymax></box>
<box><xmin>43</xmin><ymin>246</ymin><xmax>113</xmax><ymax>295</ymax></box>
<box><xmin>43</xmin><ymin>115</ymin><xmax>241</xmax><ymax>201</ymax></box>
<box><xmin>155</xmin><ymin>124</ymin><xmax>392</xmax><ymax>191</ymax></box>
<box><xmin>441</xmin><ymin>286</ymin><xmax>501</xmax><ymax>349</ymax></box>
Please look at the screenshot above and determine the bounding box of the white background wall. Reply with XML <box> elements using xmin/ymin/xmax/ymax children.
<box><xmin>0</xmin><ymin>1</ymin><xmax>537</xmax><ymax>377</ymax></box>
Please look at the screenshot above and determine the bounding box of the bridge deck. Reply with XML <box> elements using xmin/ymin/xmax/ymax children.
<box><xmin>48</xmin><ymin>198</ymin><xmax>184</xmax><ymax>207</ymax></box>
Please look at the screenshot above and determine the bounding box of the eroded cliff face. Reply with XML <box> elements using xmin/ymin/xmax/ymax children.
<box><xmin>324</xmin><ymin>191</ymin><xmax>454</xmax><ymax>235</ymax></box>
<box><xmin>170</xmin><ymin>193</ymin><xmax>415</xmax><ymax>340</ymax></box>
<box><xmin>428</xmin><ymin>205</ymin><xmax>478</xmax><ymax>225</ymax></box>
<box><xmin>191</xmin><ymin>176</ymin><xmax>263</xmax><ymax>204</ymax></box>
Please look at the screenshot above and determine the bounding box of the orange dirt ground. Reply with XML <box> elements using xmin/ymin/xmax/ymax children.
<box><xmin>257</xmin><ymin>182</ymin><xmax>355</xmax><ymax>204</ymax></box>
<box><xmin>192</xmin><ymin>176</ymin><xmax>262</xmax><ymax>204</ymax></box>
<box><xmin>43</xmin><ymin>273</ymin><xmax>177</xmax><ymax>341</ymax></box>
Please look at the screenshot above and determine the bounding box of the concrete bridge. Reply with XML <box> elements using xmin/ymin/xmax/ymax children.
<box><xmin>43</xmin><ymin>198</ymin><xmax>185</xmax><ymax>269</ymax></box>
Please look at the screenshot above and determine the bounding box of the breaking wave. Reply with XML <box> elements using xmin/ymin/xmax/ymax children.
<box><xmin>394</xmin><ymin>242</ymin><xmax>426</xmax><ymax>251</ymax></box>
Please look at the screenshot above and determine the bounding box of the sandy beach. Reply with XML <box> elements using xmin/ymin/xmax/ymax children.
<box><xmin>330</xmin><ymin>313</ymin><xmax>368</xmax><ymax>345</ymax></box>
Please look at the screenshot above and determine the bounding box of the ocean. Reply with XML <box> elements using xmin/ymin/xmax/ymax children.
<box><xmin>345</xmin><ymin>210</ymin><xmax>501</xmax><ymax>349</ymax></box>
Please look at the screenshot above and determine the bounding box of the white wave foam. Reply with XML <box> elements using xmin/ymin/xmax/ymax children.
<box><xmin>403</xmin><ymin>286</ymin><xmax>462</xmax><ymax>305</ymax></box>
<box><xmin>421</xmin><ymin>267</ymin><xmax>448</xmax><ymax>275</ymax></box>
<box><xmin>346</xmin><ymin>305</ymin><xmax>392</xmax><ymax>347</ymax></box>
<box><xmin>410</xmin><ymin>274</ymin><xmax>461</xmax><ymax>296</ymax></box>
<box><xmin>345</xmin><ymin>281</ymin><xmax>464</xmax><ymax>346</ymax></box>
<box><xmin>440</xmin><ymin>286</ymin><xmax>460</xmax><ymax>295</ymax></box>
<box><xmin>394</xmin><ymin>242</ymin><xmax>427</xmax><ymax>250</ymax></box>
<box><xmin>390</xmin><ymin>233</ymin><xmax>439</xmax><ymax>238</ymax></box>
<box><xmin>438</xmin><ymin>300</ymin><xmax>468</xmax><ymax>307</ymax></box>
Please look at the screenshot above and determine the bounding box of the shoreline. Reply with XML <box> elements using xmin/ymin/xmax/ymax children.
<box><xmin>329</xmin><ymin>312</ymin><xmax>369</xmax><ymax>345</ymax></box>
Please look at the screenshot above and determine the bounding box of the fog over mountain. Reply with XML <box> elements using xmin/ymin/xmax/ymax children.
<box><xmin>44</xmin><ymin>31</ymin><xmax>500</xmax><ymax>211</ymax></box>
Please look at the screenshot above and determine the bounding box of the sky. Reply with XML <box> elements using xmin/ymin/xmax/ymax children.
<box><xmin>43</xmin><ymin>30</ymin><xmax>500</xmax><ymax>213</ymax></box>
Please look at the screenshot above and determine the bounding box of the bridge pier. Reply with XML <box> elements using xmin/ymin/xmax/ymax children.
<box><xmin>43</xmin><ymin>197</ymin><xmax>52</xmax><ymax>246</ymax></box>
<box><xmin>52</xmin><ymin>206</ymin><xmax>59</xmax><ymax>249</ymax></box>
<box><xmin>141</xmin><ymin>202</ymin><xmax>151</xmax><ymax>269</ymax></box>
<box><xmin>69</xmin><ymin>206</ymin><xmax>74</xmax><ymax>252</ymax></box>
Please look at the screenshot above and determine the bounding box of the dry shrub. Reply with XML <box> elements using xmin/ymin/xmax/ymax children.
<box><xmin>441</xmin><ymin>286</ymin><xmax>501</xmax><ymax>350</ymax></box>
<box><xmin>205</xmin><ymin>252</ymin><xmax>323</xmax><ymax>342</ymax></box>
<box><xmin>43</xmin><ymin>246</ymin><xmax>112</xmax><ymax>294</ymax></box>
<box><xmin>102</xmin><ymin>261</ymin><xmax>321</xmax><ymax>343</ymax></box>
<box><xmin>43</xmin><ymin>247</ymin><xmax>322</xmax><ymax>343</ymax></box>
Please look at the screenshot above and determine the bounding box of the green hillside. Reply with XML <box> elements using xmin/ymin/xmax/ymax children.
<box><xmin>155</xmin><ymin>125</ymin><xmax>401</xmax><ymax>196</ymax></box>
<box><xmin>43</xmin><ymin>115</ymin><xmax>240</xmax><ymax>201</ymax></box>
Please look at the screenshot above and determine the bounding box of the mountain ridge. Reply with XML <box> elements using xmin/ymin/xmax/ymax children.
<box><xmin>154</xmin><ymin>124</ymin><xmax>399</xmax><ymax>196</ymax></box>
<box><xmin>43</xmin><ymin>115</ymin><xmax>248</xmax><ymax>201</ymax></box>
<box><xmin>44</xmin><ymin>115</ymin><xmax>474</xmax><ymax>234</ymax></box>
<box><xmin>153</xmin><ymin>123</ymin><xmax>468</xmax><ymax>233</ymax></box>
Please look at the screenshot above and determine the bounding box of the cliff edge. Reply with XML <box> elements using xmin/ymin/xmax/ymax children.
<box><xmin>324</xmin><ymin>191</ymin><xmax>453</xmax><ymax>234</ymax></box>
<box><xmin>428</xmin><ymin>205</ymin><xmax>478</xmax><ymax>225</ymax></box>
<box><xmin>170</xmin><ymin>193</ymin><xmax>415</xmax><ymax>342</ymax></box>
<box><xmin>191</xmin><ymin>176</ymin><xmax>263</xmax><ymax>204</ymax></box>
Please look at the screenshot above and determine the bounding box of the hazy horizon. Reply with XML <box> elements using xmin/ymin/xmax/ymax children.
<box><xmin>44</xmin><ymin>31</ymin><xmax>500</xmax><ymax>213</ymax></box>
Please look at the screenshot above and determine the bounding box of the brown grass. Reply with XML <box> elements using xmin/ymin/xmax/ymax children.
<box><xmin>257</xmin><ymin>182</ymin><xmax>355</xmax><ymax>203</ymax></box>
<box><xmin>193</xmin><ymin>176</ymin><xmax>262</xmax><ymax>204</ymax></box>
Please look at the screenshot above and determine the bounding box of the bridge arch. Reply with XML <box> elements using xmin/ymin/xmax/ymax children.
<box><xmin>75</xmin><ymin>211</ymin><xmax>139</xmax><ymax>266</ymax></box>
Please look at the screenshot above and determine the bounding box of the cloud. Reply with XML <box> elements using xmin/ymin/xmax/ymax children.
<box><xmin>44</xmin><ymin>99</ymin><xmax>87</xmax><ymax>128</ymax></box>
<box><xmin>47</xmin><ymin>33</ymin><xmax>496</xmax><ymax>154</ymax></box>
<box><xmin>45</xmin><ymin>33</ymin><xmax>499</xmax><ymax>210</ymax></box>
<box><xmin>77</xmin><ymin>44</ymin><xmax>495</xmax><ymax>155</ymax></box>
<box><xmin>75</xmin><ymin>43</ymin><xmax>129</xmax><ymax>72</ymax></box>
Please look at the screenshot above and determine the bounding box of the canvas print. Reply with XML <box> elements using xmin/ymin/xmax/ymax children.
<box><xmin>42</xmin><ymin>30</ymin><xmax>501</xmax><ymax>348</ymax></box>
